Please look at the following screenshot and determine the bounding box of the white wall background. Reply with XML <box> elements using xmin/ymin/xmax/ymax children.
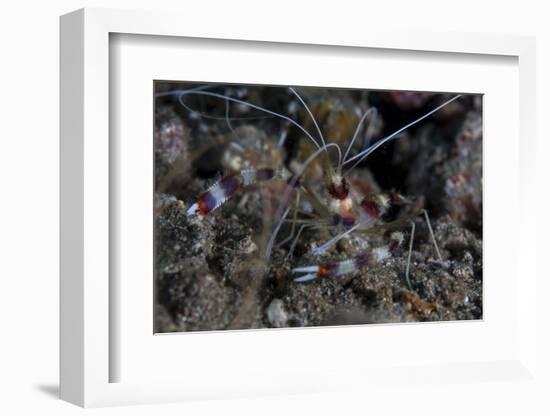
<box><xmin>0</xmin><ymin>0</ymin><xmax>547</xmax><ymax>414</ymax></box>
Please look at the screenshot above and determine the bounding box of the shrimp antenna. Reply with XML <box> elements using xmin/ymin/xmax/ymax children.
<box><xmin>265</xmin><ymin>207</ymin><xmax>291</xmax><ymax>260</ymax></box>
<box><xmin>170</xmin><ymin>87</ymin><xmax>276</xmax><ymax>122</ymax></box>
<box><xmin>362</xmin><ymin>108</ymin><xmax>379</xmax><ymax>150</ymax></box>
<box><xmin>224</xmin><ymin>100</ymin><xmax>244</xmax><ymax>150</ymax></box>
<box><xmin>288</xmin><ymin>87</ymin><xmax>327</xmax><ymax>150</ymax></box>
<box><xmin>158</xmin><ymin>88</ymin><xmax>322</xmax><ymax>150</ymax></box>
<box><xmin>155</xmin><ymin>84</ymin><xmax>214</xmax><ymax>98</ymax></box>
<box><xmin>311</xmin><ymin>222</ymin><xmax>362</xmax><ymax>256</ymax></box>
<box><xmin>288</xmin><ymin>142</ymin><xmax>342</xmax><ymax>189</ymax></box>
<box><xmin>179</xmin><ymin>98</ymin><xmax>276</xmax><ymax>122</ymax></box>
<box><xmin>342</xmin><ymin>107</ymin><xmax>378</xmax><ymax>163</ymax></box>
<box><xmin>343</xmin><ymin>94</ymin><xmax>462</xmax><ymax>175</ymax></box>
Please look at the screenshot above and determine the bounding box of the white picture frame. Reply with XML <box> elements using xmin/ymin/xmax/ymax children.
<box><xmin>60</xmin><ymin>7</ymin><xmax>538</xmax><ymax>408</ymax></box>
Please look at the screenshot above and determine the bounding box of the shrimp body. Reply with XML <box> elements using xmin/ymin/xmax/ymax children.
<box><xmin>161</xmin><ymin>85</ymin><xmax>457</xmax><ymax>286</ymax></box>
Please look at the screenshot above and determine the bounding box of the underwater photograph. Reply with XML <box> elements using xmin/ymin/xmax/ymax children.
<box><xmin>154</xmin><ymin>82</ymin><xmax>482</xmax><ymax>333</ymax></box>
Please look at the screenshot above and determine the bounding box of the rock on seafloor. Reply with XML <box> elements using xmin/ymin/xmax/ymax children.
<box><xmin>155</xmin><ymin>106</ymin><xmax>191</xmax><ymax>192</ymax></box>
<box><xmin>266</xmin><ymin>299</ymin><xmax>289</xmax><ymax>328</ymax></box>
<box><xmin>393</xmin><ymin>107</ymin><xmax>482</xmax><ymax>232</ymax></box>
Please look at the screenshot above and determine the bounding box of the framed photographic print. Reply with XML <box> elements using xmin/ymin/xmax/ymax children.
<box><xmin>60</xmin><ymin>7</ymin><xmax>538</xmax><ymax>408</ymax></box>
<box><xmin>153</xmin><ymin>81</ymin><xmax>481</xmax><ymax>333</ymax></box>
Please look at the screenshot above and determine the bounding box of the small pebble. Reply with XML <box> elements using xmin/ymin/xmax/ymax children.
<box><xmin>267</xmin><ymin>299</ymin><xmax>288</xmax><ymax>328</ymax></box>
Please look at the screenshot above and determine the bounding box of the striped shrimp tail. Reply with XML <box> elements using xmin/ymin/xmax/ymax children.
<box><xmin>187</xmin><ymin>168</ymin><xmax>291</xmax><ymax>218</ymax></box>
<box><xmin>293</xmin><ymin>233</ymin><xmax>404</xmax><ymax>283</ymax></box>
<box><xmin>291</xmin><ymin>266</ymin><xmax>320</xmax><ymax>282</ymax></box>
<box><xmin>190</xmin><ymin>174</ymin><xmax>241</xmax><ymax>218</ymax></box>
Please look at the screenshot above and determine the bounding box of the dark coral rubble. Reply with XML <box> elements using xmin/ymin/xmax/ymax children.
<box><xmin>154</xmin><ymin>85</ymin><xmax>483</xmax><ymax>332</ymax></box>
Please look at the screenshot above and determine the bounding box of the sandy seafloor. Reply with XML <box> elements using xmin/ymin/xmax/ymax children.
<box><xmin>154</xmin><ymin>84</ymin><xmax>482</xmax><ymax>332</ymax></box>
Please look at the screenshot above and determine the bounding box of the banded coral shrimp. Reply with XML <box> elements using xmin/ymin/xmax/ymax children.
<box><xmin>155</xmin><ymin>83</ymin><xmax>463</xmax><ymax>294</ymax></box>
